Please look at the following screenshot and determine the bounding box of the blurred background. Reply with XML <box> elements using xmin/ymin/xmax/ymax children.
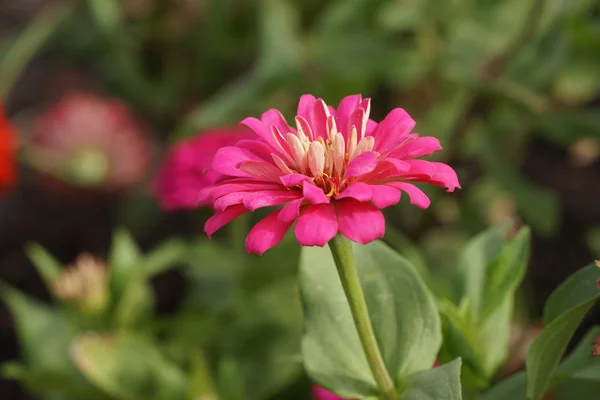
<box><xmin>0</xmin><ymin>0</ymin><xmax>599</xmax><ymax>399</ymax></box>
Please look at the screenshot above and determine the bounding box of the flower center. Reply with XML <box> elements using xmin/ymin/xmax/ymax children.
<box><xmin>270</xmin><ymin>101</ymin><xmax>375</xmax><ymax>196</ymax></box>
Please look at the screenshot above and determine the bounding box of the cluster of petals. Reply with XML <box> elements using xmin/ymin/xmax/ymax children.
<box><xmin>0</xmin><ymin>101</ymin><xmax>17</xmax><ymax>192</ymax></box>
<box><xmin>154</xmin><ymin>127</ymin><xmax>252</xmax><ymax>210</ymax></box>
<box><xmin>200</xmin><ymin>94</ymin><xmax>460</xmax><ymax>254</ymax></box>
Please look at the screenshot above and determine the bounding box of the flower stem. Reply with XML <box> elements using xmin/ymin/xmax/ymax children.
<box><xmin>328</xmin><ymin>235</ymin><xmax>398</xmax><ymax>400</ymax></box>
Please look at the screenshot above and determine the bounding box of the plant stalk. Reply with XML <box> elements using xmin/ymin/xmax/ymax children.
<box><xmin>328</xmin><ymin>235</ymin><xmax>398</xmax><ymax>400</ymax></box>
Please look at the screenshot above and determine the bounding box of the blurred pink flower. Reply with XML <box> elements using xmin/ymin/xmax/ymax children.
<box><xmin>201</xmin><ymin>94</ymin><xmax>460</xmax><ymax>254</ymax></box>
<box><xmin>312</xmin><ymin>385</ymin><xmax>346</xmax><ymax>400</ymax></box>
<box><xmin>29</xmin><ymin>93</ymin><xmax>151</xmax><ymax>190</ymax></box>
<box><xmin>153</xmin><ymin>127</ymin><xmax>252</xmax><ymax>210</ymax></box>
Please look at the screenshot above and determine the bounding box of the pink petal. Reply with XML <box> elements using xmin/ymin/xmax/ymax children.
<box><xmin>211</xmin><ymin>146</ymin><xmax>263</xmax><ymax>177</ymax></box>
<box><xmin>312</xmin><ymin>385</ymin><xmax>346</xmax><ymax>400</ymax></box>
<box><xmin>365</xmin><ymin>119</ymin><xmax>378</xmax><ymax>136</ymax></box>
<box><xmin>205</xmin><ymin>204</ymin><xmax>247</xmax><ymax>237</ymax></box>
<box><xmin>281</xmin><ymin>173</ymin><xmax>309</xmax><ymax>187</ymax></box>
<box><xmin>261</xmin><ymin>109</ymin><xmax>293</xmax><ymax>136</ymax></box>
<box><xmin>245</xmin><ymin>211</ymin><xmax>293</xmax><ymax>255</ymax></box>
<box><xmin>389</xmin><ymin>136</ymin><xmax>442</xmax><ymax>159</ymax></box>
<box><xmin>303</xmin><ymin>183</ymin><xmax>330</xmax><ymax>204</ymax></box>
<box><xmin>337</xmin><ymin>199</ymin><xmax>385</xmax><ymax>244</ymax></box>
<box><xmin>336</xmin><ymin>182</ymin><xmax>372</xmax><ymax>202</ymax></box>
<box><xmin>370</xmin><ymin>185</ymin><xmax>401</xmax><ymax>208</ymax></box>
<box><xmin>236</xmin><ymin>139</ymin><xmax>276</xmax><ymax>158</ymax></box>
<box><xmin>405</xmin><ymin>159</ymin><xmax>437</xmax><ymax>177</ymax></box>
<box><xmin>335</xmin><ymin>94</ymin><xmax>362</xmax><ymax>137</ymax></box>
<box><xmin>312</xmin><ymin>99</ymin><xmax>329</xmax><ymax>139</ymax></box>
<box><xmin>240</xmin><ymin>117</ymin><xmax>271</xmax><ymax>143</ymax></box>
<box><xmin>199</xmin><ymin>180</ymin><xmax>282</xmax><ymax>203</ymax></box>
<box><xmin>348</xmin><ymin>108</ymin><xmax>365</xmax><ymax>139</ymax></box>
<box><xmin>213</xmin><ymin>191</ymin><xmax>251</xmax><ymax>211</ymax></box>
<box><xmin>372</xmin><ymin>108</ymin><xmax>416</xmax><ymax>154</ymax></box>
<box><xmin>431</xmin><ymin>162</ymin><xmax>461</xmax><ymax>191</ymax></box>
<box><xmin>388</xmin><ymin>182</ymin><xmax>431</xmax><ymax>208</ymax></box>
<box><xmin>344</xmin><ymin>152</ymin><xmax>378</xmax><ymax>179</ymax></box>
<box><xmin>243</xmin><ymin>190</ymin><xmax>301</xmax><ymax>211</ymax></box>
<box><xmin>294</xmin><ymin>203</ymin><xmax>338</xmax><ymax>246</ymax></box>
<box><xmin>297</xmin><ymin>94</ymin><xmax>317</xmax><ymax>121</ymax></box>
<box><xmin>239</xmin><ymin>161</ymin><xmax>284</xmax><ymax>182</ymax></box>
<box><xmin>278</xmin><ymin>198</ymin><xmax>303</xmax><ymax>222</ymax></box>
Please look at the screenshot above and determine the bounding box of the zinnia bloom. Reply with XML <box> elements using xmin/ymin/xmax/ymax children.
<box><xmin>0</xmin><ymin>101</ymin><xmax>17</xmax><ymax>191</ymax></box>
<box><xmin>153</xmin><ymin>127</ymin><xmax>252</xmax><ymax>210</ymax></box>
<box><xmin>28</xmin><ymin>93</ymin><xmax>151</xmax><ymax>190</ymax></box>
<box><xmin>201</xmin><ymin>94</ymin><xmax>459</xmax><ymax>254</ymax></box>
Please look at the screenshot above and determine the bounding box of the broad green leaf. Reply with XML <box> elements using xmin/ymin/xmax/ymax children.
<box><xmin>481</xmin><ymin>227</ymin><xmax>531</xmax><ymax>321</ymax></box>
<box><xmin>25</xmin><ymin>243</ymin><xmax>62</xmax><ymax>288</ymax></box>
<box><xmin>300</xmin><ymin>240</ymin><xmax>441</xmax><ymax>398</ymax></box>
<box><xmin>72</xmin><ymin>333</ymin><xmax>187</xmax><ymax>400</ymax></box>
<box><xmin>544</xmin><ymin>263</ymin><xmax>600</xmax><ymax>324</ymax></box>
<box><xmin>480</xmin><ymin>371</ymin><xmax>526</xmax><ymax>400</ymax></box>
<box><xmin>555</xmin><ymin>326</ymin><xmax>600</xmax><ymax>381</ymax></box>
<box><xmin>455</xmin><ymin>223</ymin><xmax>509</xmax><ymax>318</ymax></box>
<box><xmin>400</xmin><ymin>359</ymin><xmax>462</xmax><ymax>400</ymax></box>
<box><xmin>526</xmin><ymin>297</ymin><xmax>600</xmax><ymax>400</ymax></box>
<box><xmin>477</xmin><ymin>297</ymin><xmax>512</xmax><ymax>378</ymax></box>
<box><xmin>0</xmin><ymin>283</ymin><xmax>75</xmax><ymax>371</ymax></box>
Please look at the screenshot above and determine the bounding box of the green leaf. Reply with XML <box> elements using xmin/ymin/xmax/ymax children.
<box><xmin>400</xmin><ymin>359</ymin><xmax>462</xmax><ymax>400</ymax></box>
<box><xmin>142</xmin><ymin>238</ymin><xmax>187</xmax><ymax>277</ymax></box>
<box><xmin>72</xmin><ymin>333</ymin><xmax>187</xmax><ymax>400</ymax></box>
<box><xmin>555</xmin><ymin>326</ymin><xmax>600</xmax><ymax>381</ymax></box>
<box><xmin>480</xmin><ymin>227</ymin><xmax>531</xmax><ymax>321</ymax></box>
<box><xmin>536</xmin><ymin>110</ymin><xmax>600</xmax><ymax>146</ymax></box>
<box><xmin>25</xmin><ymin>242</ymin><xmax>62</xmax><ymax>288</ymax></box>
<box><xmin>526</xmin><ymin>297</ymin><xmax>600</xmax><ymax>400</ymax></box>
<box><xmin>86</xmin><ymin>0</ymin><xmax>122</xmax><ymax>36</ymax></box>
<box><xmin>544</xmin><ymin>263</ymin><xmax>600</xmax><ymax>324</ymax></box>
<box><xmin>2</xmin><ymin>364</ymin><xmax>108</xmax><ymax>400</ymax></box>
<box><xmin>0</xmin><ymin>283</ymin><xmax>76</xmax><ymax>371</ymax></box>
<box><xmin>455</xmin><ymin>223</ymin><xmax>509</xmax><ymax>317</ymax></box>
<box><xmin>480</xmin><ymin>371</ymin><xmax>526</xmax><ymax>400</ymax></box>
<box><xmin>300</xmin><ymin>240</ymin><xmax>441</xmax><ymax>398</ymax></box>
<box><xmin>109</xmin><ymin>228</ymin><xmax>142</xmax><ymax>294</ymax></box>
<box><xmin>113</xmin><ymin>278</ymin><xmax>154</xmax><ymax>329</ymax></box>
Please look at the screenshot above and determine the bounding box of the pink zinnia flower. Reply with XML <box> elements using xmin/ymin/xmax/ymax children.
<box><xmin>153</xmin><ymin>127</ymin><xmax>252</xmax><ymax>210</ymax></box>
<box><xmin>201</xmin><ymin>94</ymin><xmax>459</xmax><ymax>254</ymax></box>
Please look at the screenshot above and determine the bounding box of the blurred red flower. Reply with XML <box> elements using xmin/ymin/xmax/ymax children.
<box><xmin>0</xmin><ymin>101</ymin><xmax>17</xmax><ymax>191</ymax></box>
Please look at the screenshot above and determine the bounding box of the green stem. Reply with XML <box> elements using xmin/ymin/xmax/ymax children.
<box><xmin>328</xmin><ymin>235</ymin><xmax>398</xmax><ymax>400</ymax></box>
